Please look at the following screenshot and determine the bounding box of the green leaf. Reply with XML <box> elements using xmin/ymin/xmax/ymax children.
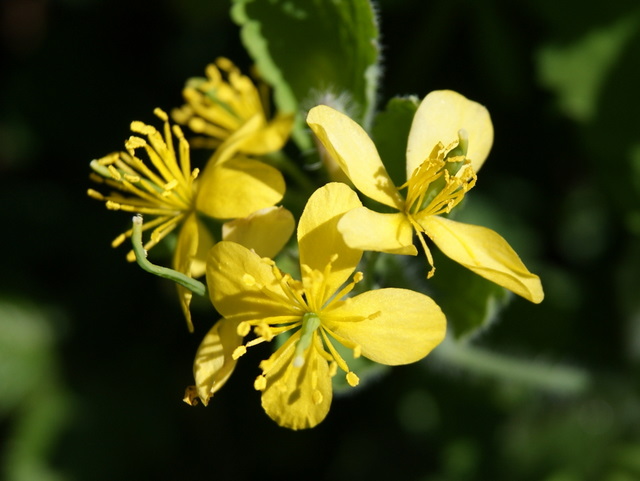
<box><xmin>429</xmin><ymin>249</ymin><xmax>511</xmax><ymax>339</ymax></box>
<box><xmin>371</xmin><ymin>95</ymin><xmax>419</xmax><ymax>186</ymax></box>
<box><xmin>231</xmin><ymin>0</ymin><xmax>381</xmax><ymax>149</ymax></box>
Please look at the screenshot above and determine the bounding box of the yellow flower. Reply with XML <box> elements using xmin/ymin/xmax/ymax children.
<box><xmin>192</xmin><ymin>183</ymin><xmax>446</xmax><ymax>429</ymax></box>
<box><xmin>88</xmin><ymin>109</ymin><xmax>293</xmax><ymax>331</ymax></box>
<box><xmin>307</xmin><ymin>90</ymin><xmax>544</xmax><ymax>304</ymax></box>
<box><xmin>172</xmin><ymin>57</ymin><xmax>294</xmax><ymax>155</ymax></box>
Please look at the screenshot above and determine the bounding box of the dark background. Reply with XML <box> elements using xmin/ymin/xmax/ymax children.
<box><xmin>2</xmin><ymin>0</ymin><xmax>640</xmax><ymax>480</ymax></box>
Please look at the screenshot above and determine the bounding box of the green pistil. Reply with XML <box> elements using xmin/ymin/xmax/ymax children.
<box><xmin>416</xmin><ymin>129</ymin><xmax>471</xmax><ymax>212</ymax></box>
<box><xmin>293</xmin><ymin>312</ymin><xmax>321</xmax><ymax>367</ymax></box>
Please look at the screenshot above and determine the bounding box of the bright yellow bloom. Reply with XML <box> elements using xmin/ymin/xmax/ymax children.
<box><xmin>307</xmin><ymin>90</ymin><xmax>544</xmax><ymax>303</ymax></box>
<box><xmin>172</xmin><ymin>57</ymin><xmax>294</xmax><ymax>155</ymax></box>
<box><xmin>88</xmin><ymin>109</ymin><xmax>293</xmax><ymax>330</ymax></box>
<box><xmin>189</xmin><ymin>183</ymin><xmax>446</xmax><ymax>429</ymax></box>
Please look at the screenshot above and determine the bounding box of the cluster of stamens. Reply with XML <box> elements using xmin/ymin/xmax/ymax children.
<box><xmin>87</xmin><ymin>108</ymin><xmax>198</xmax><ymax>260</ymax></box>
<box><xmin>172</xmin><ymin>57</ymin><xmax>266</xmax><ymax>149</ymax></box>
<box><xmin>232</xmin><ymin>256</ymin><xmax>377</xmax><ymax>401</ymax></box>
<box><xmin>400</xmin><ymin>133</ymin><xmax>477</xmax><ymax>277</ymax></box>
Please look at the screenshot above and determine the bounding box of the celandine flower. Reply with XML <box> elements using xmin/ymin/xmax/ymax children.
<box><xmin>88</xmin><ymin>109</ymin><xmax>293</xmax><ymax>330</ymax></box>
<box><xmin>186</xmin><ymin>183</ymin><xmax>446</xmax><ymax>429</ymax></box>
<box><xmin>172</xmin><ymin>57</ymin><xmax>294</xmax><ymax>155</ymax></box>
<box><xmin>307</xmin><ymin>90</ymin><xmax>544</xmax><ymax>303</ymax></box>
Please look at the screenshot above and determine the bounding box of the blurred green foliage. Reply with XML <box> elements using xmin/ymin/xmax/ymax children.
<box><xmin>1</xmin><ymin>0</ymin><xmax>639</xmax><ymax>479</ymax></box>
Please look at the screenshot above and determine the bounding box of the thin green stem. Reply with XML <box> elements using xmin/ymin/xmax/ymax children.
<box><xmin>432</xmin><ymin>337</ymin><xmax>590</xmax><ymax>395</ymax></box>
<box><xmin>131</xmin><ymin>215</ymin><xmax>206</xmax><ymax>297</ymax></box>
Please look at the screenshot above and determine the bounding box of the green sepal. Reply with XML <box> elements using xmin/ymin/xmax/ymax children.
<box><xmin>371</xmin><ymin>96</ymin><xmax>420</xmax><ymax>187</ymax></box>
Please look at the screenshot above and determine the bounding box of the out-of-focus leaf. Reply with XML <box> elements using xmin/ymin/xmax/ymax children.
<box><xmin>536</xmin><ymin>13</ymin><xmax>639</xmax><ymax>122</ymax></box>
<box><xmin>0</xmin><ymin>300</ymin><xmax>69</xmax><ymax>481</ymax></box>
<box><xmin>0</xmin><ymin>302</ymin><xmax>56</xmax><ymax>414</ymax></box>
<box><xmin>231</xmin><ymin>0</ymin><xmax>380</xmax><ymax>148</ymax></box>
<box><xmin>371</xmin><ymin>95</ymin><xmax>419</xmax><ymax>186</ymax></box>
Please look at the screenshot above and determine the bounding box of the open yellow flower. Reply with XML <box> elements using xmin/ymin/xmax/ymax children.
<box><xmin>88</xmin><ymin>109</ymin><xmax>293</xmax><ymax>331</ymax></box>
<box><xmin>192</xmin><ymin>183</ymin><xmax>446</xmax><ymax>429</ymax></box>
<box><xmin>307</xmin><ymin>90</ymin><xmax>543</xmax><ymax>304</ymax></box>
<box><xmin>172</xmin><ymin>57</ymin><xmax>294</xmax><ymax>155</ymax></box>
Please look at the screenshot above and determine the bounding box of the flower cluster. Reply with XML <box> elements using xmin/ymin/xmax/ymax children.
<box><xmin>89</xmin><ymin>60</ymin><xmax>543</xmax><ymax>429</ymax></box>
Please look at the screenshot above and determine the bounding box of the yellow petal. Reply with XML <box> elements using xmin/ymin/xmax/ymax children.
<box><xmin>207</xmin><ymin>241</ymin><xmax>293</xmax><ymax>319</ymax></box>
<box><xmin>240</xmin><ymin>113</ymin><xmax>294</xmax><ymax>155</ymax></box>
<box><xmin>196</xmin><ymin>156</ymin><xmax>285</xmax><ymax>219</ymax></box>
<box><xmin>259</xmin><ymin>332</ymin><xmax>332</xmax><ymax>430</ymax></box>
<box><xmin>420</xmin><ymin>215</ymin><xmax>544</xmax><ymax>303</ymax></box>
<box><xmin>297</xmin><ymin>183</ymin><xmax>363</xmax><ymax>295</ymax></box>
<box><xmin>192</xmin><ymin>318</ymin><xmax>242</xmax><ymax>406</ymax></box>
<box><xmin>307</xmin><ymin>105</ymin><xmax>404</xmax><ymax>209</ymax></box>
<box><xmin>406</xmin><ymin>90</ymin><xmax>493</xmax><ymax>176</ymax></box>
<box><xmin>338</xmin><ymin>207</ymin><xmax>418</xmax><ymax>255</ymax></box>
<box><xmin>205</xmin><ymin>114</ymin><xmax>265</xmax><ymax>165</ymax></box>
<box><xmin>222</xmin><ymin>206</ymin><xmax>295</xmax><ymax>258</ymax></box>
<box><xmin>173</xmin><ymin>214</ymin><xmax>215</xmax><ymax>332</ymax></box>
<box><xmin>324</xmin><ymin>288</ymin><xmax>446</xmax><ymax>365</ymax></box>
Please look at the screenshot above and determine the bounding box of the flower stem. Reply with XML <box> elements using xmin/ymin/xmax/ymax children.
<box><xmin>432</xmin><ymin>337</ymin><xmax>591</xmax><ymax>395</ymax></box>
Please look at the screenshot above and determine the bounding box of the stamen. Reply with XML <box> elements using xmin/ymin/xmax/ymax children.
<box><xmin>326</xmin><ymin>271</ymin><xmax>364</xmax><ymax>309</ymax></box>
<box><xmin>346</xmin><ymin>372</ymin><xmax>360</xmax><ymax>387</ymax></box>
<box><xmin>320</xmin><ymin>329</ymin><xmax>350</xmax><ymax>375</ymax></box>
<box><xmin>237</xmin><ymin>321</ymin><xmax>251</xmax><ymax>336</ymax></box>
<box><xmin>323</xmin><ymin>326</ymin><xmax>362</xmax><ymax>359</ymax></box>
<box><xmin>407</xmin><ymin>217</ymin><xmax>436</xmax><ymax>278</ymax></box>
<box><xmin>254</xmin><ymin>375</ymin><xmax>267</xmax><ymax>391</ymax></box>
<box><xmin>232</xmin><ymin>345</ymin><xmax>247</xmax><ymax>360</ymax></box>
<box><xmin>86</xmin><ymin>188</ymin><xmax>104</xmax><ymax>200</ymax></box>
<box><xmin>107</xmin><ymin>165</ymin><xmax>122</xmax><ymax>181</ymax></box>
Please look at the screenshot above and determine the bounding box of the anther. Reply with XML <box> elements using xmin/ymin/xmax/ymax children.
<box><xmin>111</xmin><ymin>233</ymin><xmax>127</xmax><ymax>248</ymax></box>
<box><xmin>86</xmin><ymin>189</ymin><xmax>104</xmax><ymax>200</ymax></box>
<box><xmin>125</xmin><ymin>136</ymin><xmax>146</xmax><ymax>150</ymax></box>
<box><xmin>130</xmin><ymin>122</ymin><xmax>155</xmax><ymax>136</ymax></box>
<box><xmin>164</xmin><ymin>179</ymin><xmax>178</xmax><ymax>191</ymax></box>
<box><xmin>153</xmin><ymin>108</ymin><xmax>169</xmax><ymax>122</ymax></box>
<box><xmin>254</xmin><ymin>375</ymin><xmax>266</xmax><ymax>391</ymax></box>
<box><xmin>237</xmin><ymin>321</ymin><xmax>251</xmax><ymax>337</ymax></box>
<box><xmin>346</xmin><ymin>372</ymin><xmax>359</xmax><ymax>387</ymax></box>
<box><xmin>232</xmin><ymin>345</ymin><xmax>247</xmax><ymax>360</ymax></box>
<box><xmin>107</xmin><ymin>165</ymin><xmax>122</xmax><ymax>181</ymax></box>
